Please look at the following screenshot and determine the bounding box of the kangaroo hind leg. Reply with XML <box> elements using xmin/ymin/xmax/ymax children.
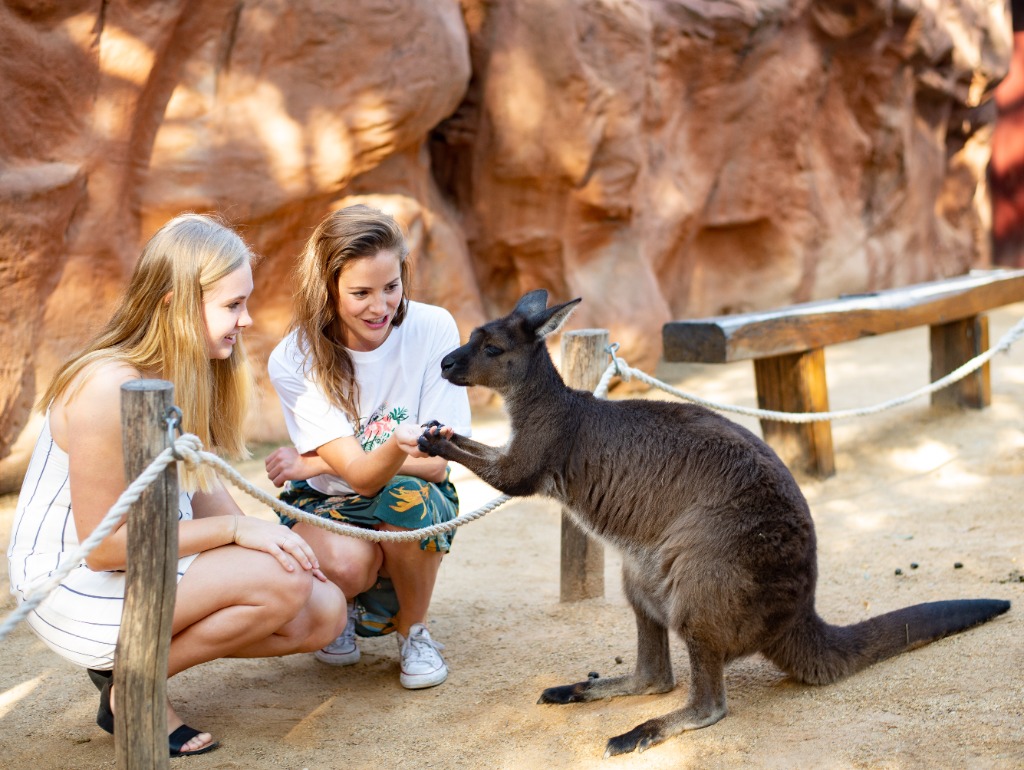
<box><xmin>604</xmin><ymin>636</ymin><xmax>727</xmax><ymax>757</ymax></box>
<box><xmin>538</xmin><ymin>607</ymin><xmax>674</xmax><ymax>705</ymax></box>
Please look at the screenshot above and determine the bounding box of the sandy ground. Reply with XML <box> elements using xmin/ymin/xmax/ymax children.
<box><xmin>1</xmin><ymin>305</ymin><xmax>1023</xmax><ymax>770</ymax></box>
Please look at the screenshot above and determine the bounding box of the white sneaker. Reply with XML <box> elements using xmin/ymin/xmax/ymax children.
<box><xmin>397</xmin><ymin>623</ymin><xmax>448</xmax><ymax>689</ymax></box>
<box><xmin>314</xmin><ymin>603</ymin><xmax>360</xmax><ymax>666</ymax></box>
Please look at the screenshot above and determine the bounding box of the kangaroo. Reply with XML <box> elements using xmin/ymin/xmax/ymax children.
<box><xmin>418</xmin><ymin>289</ymin><xmax>1012</xmax><ymax>757</ymax></box>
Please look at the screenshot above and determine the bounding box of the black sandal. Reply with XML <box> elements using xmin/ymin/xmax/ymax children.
<box><xmin>168</xmin><ymin>724</ymin><xmax>220</xmax><ymax>758</ymax></box>
<box><xmin>96</xmin><ymin>679</ymin><xmax>114</xmax><ymax>734</ymax></box>
<box><xmin>95</xmin><ymin>679</ymin><xmax>220</xmax><ymax>757</ymax></box>
<box><xmin>87</xmin><ymin>668</ymin><xmax>113</xmax><ymax>691</ymax></box>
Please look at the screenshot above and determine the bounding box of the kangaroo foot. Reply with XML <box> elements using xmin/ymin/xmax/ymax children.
<box><xmin>603</xmin><ymin>702</ymin><xmax>728</xmax><ymax>757</ymax></box>
<box><xmin>539</xmin><ymin>673</ymin><xmax>621</xmax><ymax>704</ymax></box>
<box><xmin>604</xmin><ymin>718</ymin><xmax>666</xmax><ymax>757</ymax></box>
<box><xmin>537</xmin><ymin>680</ymin><xmax>592</xmax><ymax>704</ymax></box>
<box><xmin>538</xmin><ymin>673</ymin><xmax>671</xmax><ymax>704</ymax></box>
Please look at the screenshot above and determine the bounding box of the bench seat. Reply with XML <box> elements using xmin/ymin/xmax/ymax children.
<box><xmin>662</xmin><ymin>268</ymin><xmax>1024</xmax><ymax>477</ymax></box>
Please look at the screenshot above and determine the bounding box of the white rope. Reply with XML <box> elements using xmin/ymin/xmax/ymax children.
<box><xmin>602</xmin><ymin>313</ymin><xmax>1024</xmax><ymax>423</ymax></box>
<box><xmin>0</xmin><ymin>435</ymin><xmax>512</xmax><ymax>644</ymax></box>
<box><xmin>176</xmin><ymin>441</ymin><xmax>513</xmax><ymax>544</ymax></box>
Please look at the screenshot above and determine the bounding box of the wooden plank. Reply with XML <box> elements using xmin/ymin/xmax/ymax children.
<box><xmin>116</xmin><ymin>380</ymin><xmax>177</xmax><ymax>770</ymax></box>
<box><xmin>663</xmin><ymin>268</ymin><xmax>1024</xmax><ymax>363</ymax></box>
<box><xmin>930</xmin><ymin>315</ymin><xmax>991</xmax><ymax>409</ymax></box>
<box><xmin>559</xmin><ymin>329</ymin><xmax>606</xmax><ymax>602</ymax></box>
<box><xmin>753</xmin><ymin>349</ymin><xmax>835</xmax><ymax>478</ymax></box>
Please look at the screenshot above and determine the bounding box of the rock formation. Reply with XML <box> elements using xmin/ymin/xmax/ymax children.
<box><xmin>0</xmin><ymin>0</ymin><xmax>1013</xmax><ymax>490</ymax></box>
<box><xmin>991</xmin><ymin>11</ymin><xmax>1024</xmax><ymax>266</ymax></box>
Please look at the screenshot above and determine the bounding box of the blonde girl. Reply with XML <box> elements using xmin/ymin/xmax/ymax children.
<box><xmin>8</xmin><ymin>213</ymin><xmax>346</xmax><ymax>757</ymax></box>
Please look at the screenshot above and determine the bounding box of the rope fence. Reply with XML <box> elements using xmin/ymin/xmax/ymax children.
<box><xmin>597</xmin><ymin>312</ymin><xmax>1024</xmax><ymax>422</ymax></box>
<box><xmin>2</xmin><ymin>308</ymin><xmax>1022</xmax><ymax>644</ymax></box>
<box><xmin>0</xmin><ymin>436</ymin><xmax>511</xmax><ymax>644</ymax></box>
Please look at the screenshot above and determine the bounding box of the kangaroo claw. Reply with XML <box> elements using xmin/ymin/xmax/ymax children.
<box><xmin>604</xmin><ymin>720</ymin><xmax>664</xmax><ymax>757</ymax></box>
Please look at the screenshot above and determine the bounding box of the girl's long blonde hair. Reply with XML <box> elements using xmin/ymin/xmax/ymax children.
<box><xmin>292</xmin><ymin>204</ymin><xmax>411</xmax><ymax>425</ymax></box>
<box><xmin>40</xmin><ymin>213</ymin><xmax>257</xmax><ymax>490</ymax></box>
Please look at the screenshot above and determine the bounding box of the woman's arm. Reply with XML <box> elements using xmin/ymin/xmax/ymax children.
<box><xmin>190</xmin><ymin>483</ymin><xmax>323</xmax><ymax>575</ymax></box>
<box><xmin>394</xmin><ymin>425</ymin><xmax>448</xmax><ymax>483</ymax></box>
<box><xmin>265</xmin><ymin>431</ymin><xmax>447</xmax><ymax>489</ymax></box>
<box><xmin>59</xmin><ymin>362</ymin><xmax>319</xmax><ymax>575</ymax></box>
<box><xmin>310</xmin><ymin>423</ymin><xmax>444</xmax><ymax>495</ymax></box>
<box><xmin>265</xmin><ymin>447</ymin><xmax>333</xmax><ymax>488</ymax></box>
<box><xmin>395</xmin><ymin>454</ymin><xmax>448</xmax><ymax>483</ymax></box>
<box><xmin>313</xmin><ymin>432</ymin><xmax>406</xmax><ymax>496</ymax></box>
<box><xmin>59</xmin><ymin>360</ymin><xmax>139</xmax><ymax>572</ymax></box>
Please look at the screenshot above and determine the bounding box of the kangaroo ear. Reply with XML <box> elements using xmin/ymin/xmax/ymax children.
<box><xmin>513</xmin><ymin>289</ymin><xmax>549</xmax><ymax>317</ymax></box>
<box><xmin>533</xmin><ymin>297</ymin><xmax>582</xmax><ymax>339</ymax></box>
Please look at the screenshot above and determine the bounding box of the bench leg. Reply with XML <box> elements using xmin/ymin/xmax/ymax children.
<box><xmin>929</xmin><ymin>315</ymin><xmax>990</xmax><ymax>409</ymax></box>
<box><xmin>753</xmin><ymin>348</ymin><xmax>835</xmax><ymax>479</ymax></box>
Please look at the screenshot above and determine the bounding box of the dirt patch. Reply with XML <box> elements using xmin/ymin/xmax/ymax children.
<box><xmin>1</xmin><ymin>306</ymin><xmax>1023</xmax><ymax>769</ymax></box>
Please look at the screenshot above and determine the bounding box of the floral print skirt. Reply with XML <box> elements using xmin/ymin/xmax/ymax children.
<box><xmin>277</xmin><ymin>471</ymin><xmax>459</xmax><ymax>636</ymax></box>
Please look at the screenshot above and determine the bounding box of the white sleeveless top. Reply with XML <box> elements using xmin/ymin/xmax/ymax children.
<box><xmin>7</xmin><ymin>414</ymin><xmax>198</xmax><ymax>669</ymax></box>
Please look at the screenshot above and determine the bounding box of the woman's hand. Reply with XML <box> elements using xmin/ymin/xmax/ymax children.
<box><xmin>393</xmin><ymin>424</ymin><xmax>450</xmax><ymax>482</ymax></box>
<box><xmin>395</xmin><ymin>423</ymin><xmax>439</xmax><ymax>458</ymax></box>
<box><xmin>232</xmin><ymin>516</ymin><xmax>322</xmax><ymax>575</ymax></box>
<box><xmin>265</xmin><ymin>446</ymin><xmax>328</xmax><ymax>487</ymax></box>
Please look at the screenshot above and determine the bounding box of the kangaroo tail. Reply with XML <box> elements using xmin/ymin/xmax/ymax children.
<box><xmin>764</xmin><ymin>598</ymin><xmax>1010</xmax><ymax>685</ymax></box>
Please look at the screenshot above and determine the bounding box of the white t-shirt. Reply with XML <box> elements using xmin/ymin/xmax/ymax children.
<box><xmin>268</xmin><ymin>301</ymin><xmax>472</xmax><ymax>496</ymax></box>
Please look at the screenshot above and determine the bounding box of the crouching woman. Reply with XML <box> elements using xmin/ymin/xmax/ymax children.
<box><xmin>7</xmin><ymin>213</ymin><xmax>346</xmax><ymax>757</ymax></box>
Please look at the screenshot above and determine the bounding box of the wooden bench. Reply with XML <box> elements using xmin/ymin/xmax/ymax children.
<box><xmin>662</xmin><ymin>268</ymin><xmax>1024</xmax><ymax>478</ymax></box>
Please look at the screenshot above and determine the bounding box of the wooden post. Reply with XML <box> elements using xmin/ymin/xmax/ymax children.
<box><xmin>930</xmin><ymin>315</ymin><xmax>991</xmax><ymax>409</ymax></box>
<box><xmin>753</xmin><ymin>348</ymin><xmax>835</xmax><ymax>479</ymax></box>
<box><xmin>116</xmin><ymin>380</ymin><xmax>178</xmax><ymax>770</ymax></box>
<box><xmin>559</xmin><ymin>329</ymin><xmax>607</xmax><ymax>602</ymax></box>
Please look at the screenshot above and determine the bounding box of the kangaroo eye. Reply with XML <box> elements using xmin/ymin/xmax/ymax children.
<box><xmin>484</xmin><ymin>345</ymin><xmax>503</xmax><ymax>357</ymax></box>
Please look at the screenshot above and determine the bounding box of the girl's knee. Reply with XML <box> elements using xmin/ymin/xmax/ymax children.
<box><xmin>318</xmin><ymin>542</ymin><xmax>380</xmax><ymax>595</ymax></box>
<box><xmin>283</xmin><ymin>580</ymin><xmax>346</xmax><ymax>651</ymax></box>
<box><xmin>262</xmin><ymin>565</ymin><xmax>317</xmax><ymax>618</ymax></box>
<box><xmin>328</xmin><ymin>561</ymin><xmax>377</xmax><ymax>595</ymax></box>
<box><xmin>312</xmin><ymin>582</ymin><xmax>347</xmax><ymax>643</ymax></box>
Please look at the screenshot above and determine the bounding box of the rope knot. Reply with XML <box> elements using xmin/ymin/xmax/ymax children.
<box><xmin>172</xmin><ymin>434</ymin><xmax>204</xmax><ymax>470</ymax></box>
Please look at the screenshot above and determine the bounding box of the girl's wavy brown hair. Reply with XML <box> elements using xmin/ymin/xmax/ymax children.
<box><xmin>291</xmin><ymin>204</ymin><xmax>411</xmax><ymax>426</ymax></box>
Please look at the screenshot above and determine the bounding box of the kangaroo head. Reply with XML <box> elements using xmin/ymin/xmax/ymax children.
<box><xmin>440</xmin><ymin>289</ymin><xmax>582</xmax><ymax>392</ymax></box>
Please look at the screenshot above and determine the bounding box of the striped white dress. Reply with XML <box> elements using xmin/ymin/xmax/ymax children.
<box><xmin>7</xmin><ymin>414</ymin><xmax>199</xmax><ymax>670</ymax></box>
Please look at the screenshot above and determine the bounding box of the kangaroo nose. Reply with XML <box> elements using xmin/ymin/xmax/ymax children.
<box><xmin>440</xmin><ymin>353</ymin><xmax>456</xmax><ymax>374</ymax></box>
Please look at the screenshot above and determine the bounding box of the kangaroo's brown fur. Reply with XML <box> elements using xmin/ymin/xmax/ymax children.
<box><xmin>418</xmin><ymin>290</ymin><xmax>1011</xmax><ymax>757</ymax></box>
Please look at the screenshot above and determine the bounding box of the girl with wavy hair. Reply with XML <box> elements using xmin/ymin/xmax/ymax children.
<box><xmin>264</xmin><ymin>204</ymin><xmax>471</xmax><ymax>689</ymax></box>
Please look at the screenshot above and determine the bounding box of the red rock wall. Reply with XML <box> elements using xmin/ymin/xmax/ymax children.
<box><xmin>0</xmin><ymin>0</ymin><xmax>1013</xmax><ymax>490</ymax></box>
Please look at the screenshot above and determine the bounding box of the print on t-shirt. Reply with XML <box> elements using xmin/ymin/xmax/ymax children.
<box><xmin>359</xmin><ymin>402</ymin><xmax>410</xmax><ymax>452</ymax></box>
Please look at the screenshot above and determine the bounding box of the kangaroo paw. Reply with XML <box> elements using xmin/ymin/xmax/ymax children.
<box><xmin>537</xmin><ymin>680</ymin><xmax>593</xmax><ymax>704</ymax></box>
<box><xmin>417</xmin><ymin>435</ymin><xmax>441</xmax><ymax>456</ymax></box>
<box><xmin>604</xmin><ymin>719</ymin><xmax>666</xmax><ymax>757</ymax></box>
<box><xmin>417</xmin><ymin>425</ymin><xmax>447</xmax><ymax>456</ymax></box>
